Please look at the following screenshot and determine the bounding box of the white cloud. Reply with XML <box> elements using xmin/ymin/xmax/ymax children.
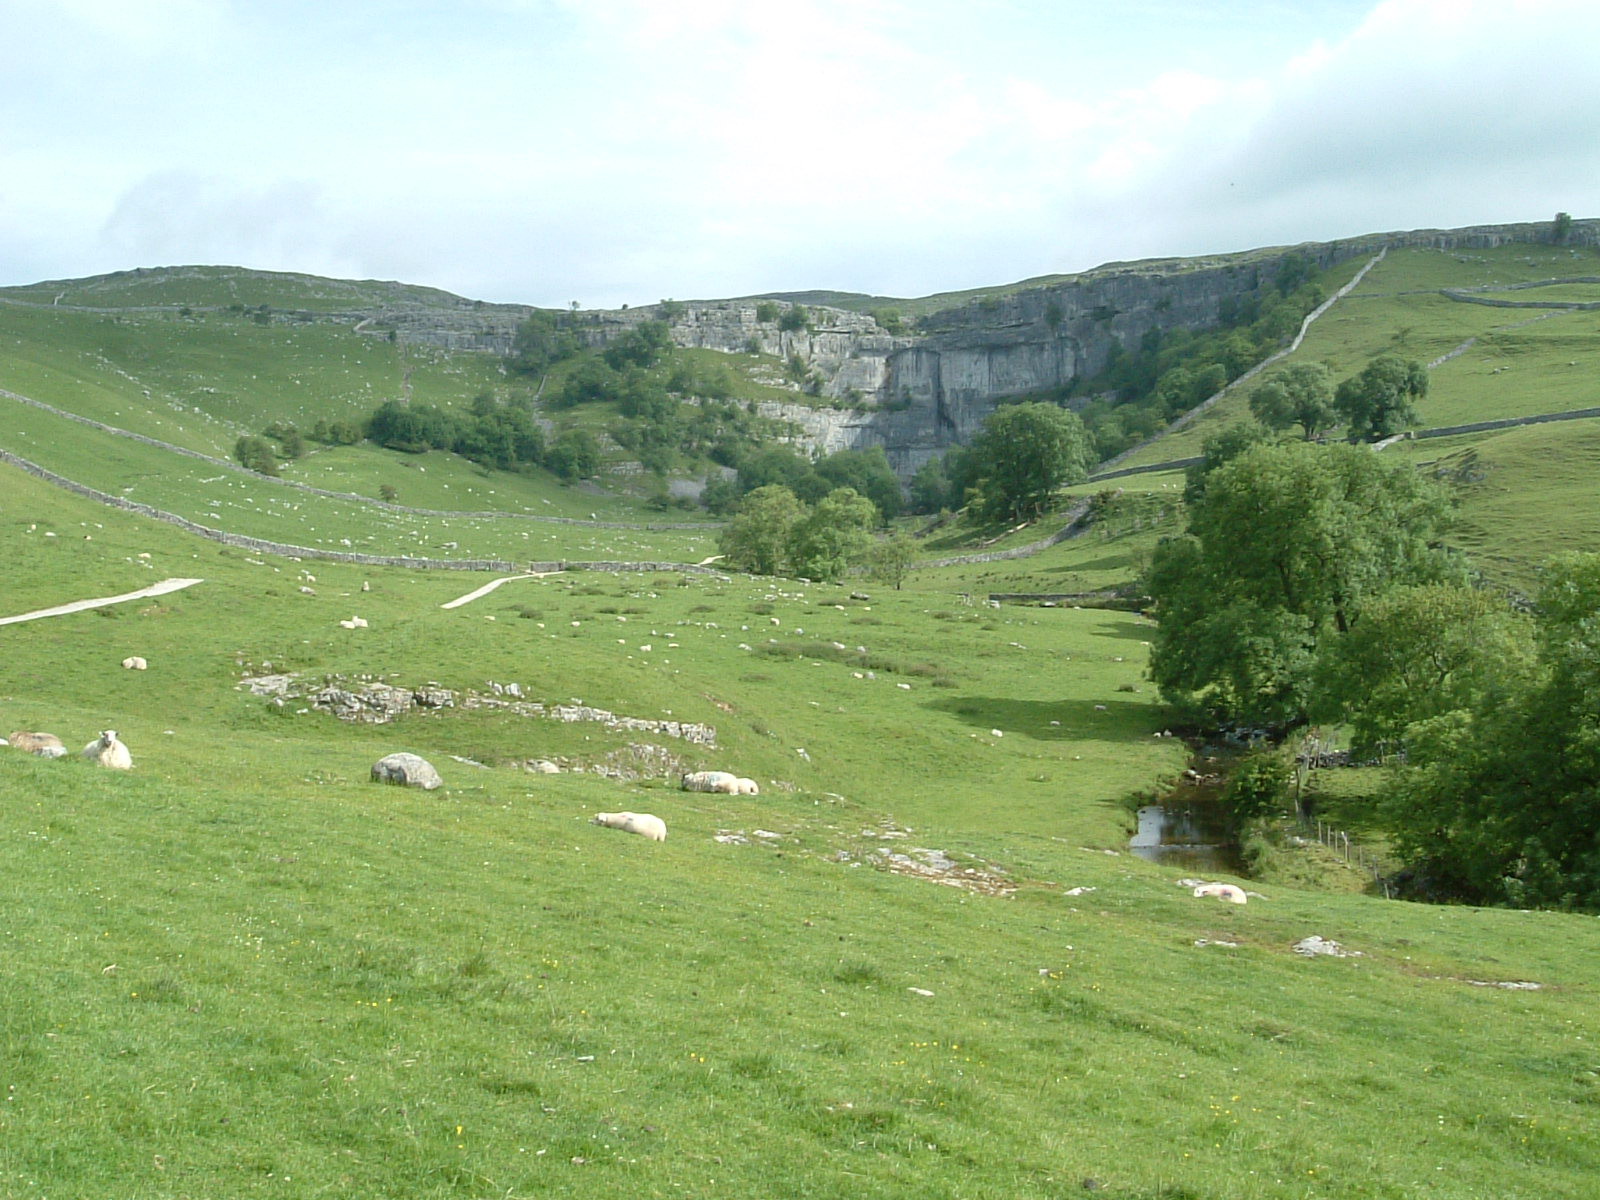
<box><xmin>1</xmin><ymin>0</ymin><xmax>1596</xmax><ymax>303</ymax></box>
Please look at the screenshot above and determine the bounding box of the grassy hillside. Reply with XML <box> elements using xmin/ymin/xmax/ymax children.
<box><xmin>0</xmin><ymin>264</ymin><xmax>500</xmax><ymax>313</ymax></box>
<box><xmin>1118</xmin><ymin>243</ymin><xmax>1600</xmax><ymax>470</ymax></box>
<box><xmin>4</xmin><ymin>461</ymin><xmax>1599</xmax><ymax>1198</ymax></box>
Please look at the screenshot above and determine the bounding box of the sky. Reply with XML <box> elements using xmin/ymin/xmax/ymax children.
<box><xmin>2</xmin><ymin>0</ymin><xmax>1597</xmax><ymax>308</ymax></box>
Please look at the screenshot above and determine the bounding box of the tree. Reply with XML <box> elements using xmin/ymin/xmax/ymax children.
<box><xmin>788</xmin><ymin>487</ymin><xmax>876</xmax><ymax>581</ymax></box>
<box><xmin>719</xmin><ymin>485</ymin><xmax>805</xmax><ymax>576</ymax></box>
<box><xmin>603</xmin><ymin>320</ymin><xmax>673</xmax><ymax>370</ymax></box>
<box><xmin>814</xmin><ymin>447</ymin><xmax>902</xmax><ymax>522</ymax></box>
<box><xmin>1147</xmin><ymin>441</ymin><xmax>1455</xmax><ymax>727</ymax></box>
<box><xmin>754</xmin><ymin>300</ymin><xmax>780</xmax><ymax>323</ymax></box>
<box><xmin>1248</xmin><ymin>362</ymin><xmax>1336</xmax><ymax>440</ymax></box>
<box><xmin>1182</xmin><ymin>420</ymin><xmax>1272</xmax><ymax>505</ymax></box>
<box><xmin>966</xmin><ymin>402</ymin><xmax>1092</xmax><ymax>521</ymax></box>
<box><xmin>1382</xmin><ymin>553</ymin><xmax>1600</xmax><ymax>908</ymax></box>
<box><xmin>1553</xmin><ymin>211</ymin><xmax>1573</xmax><ymax>243</ymax></box>
<box><xmin>866</xmin><ymin>529</ymin><xmax>918</xmax><ymax>590</ymax></box>
<box><xmin>546</xmin><ymin>429</ymin><xmax>601</xmax><ymax>481</ymax></box>
<box><xmin>1334</xmin><ymin>354</ymin><xmax>1428</xmax><ymax>442</ymax></box>
<box><xmin>378</xmin><ymin>483</ymin><xmax>399</xmax><ymax>503</ymax></box>
<box><xmin>778</xmin><ymin>304</ymin><xmax>811</xmax><ymax>333</ymax></box>
<box><xmin>508</xmin><ymin>309</ymin><xmax>580</xmax><ymax>376</ymax></box>
<box><xmin>233</xmin><ymin>435</ymin><xmax>279</xmax><ymax>476</ymax></box>
<box><xmin>1312</xmin><ymin>582</ymin><xmax>1534</xmax><ymax>759</ymax></box>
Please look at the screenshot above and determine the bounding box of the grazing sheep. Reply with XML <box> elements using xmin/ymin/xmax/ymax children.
<box><xmin>734</xmin><ymin>777</ymin><xmax>761</xmax><ymax>796</ymax></box>
<box><xmin>82</xmin><ymin>730</ymin><xmax>133</xmax><ymax>770</ymax></box>
<box><xmin>121</xmin><ymin>656</ymin><xmax>148</xmax><ymax>670</ymax></box>
<box><xmin>592</xmin><ymin>811</ymin><xmax>667</xmax><ymax>842</ymax></box>
<box><xmin>1192</xmin><ymin>882</ymin><xmax>1247</xmax><ymax>904</ymax></box>
<box><xmin>8</xmin><ymin>731</ymin><xmax>66</xmax><ymax>758</ymax></box>
<box><xmin>682</xmin><ymin>770</ymin><xmax>740</xmax><ymax>794</ymax></box>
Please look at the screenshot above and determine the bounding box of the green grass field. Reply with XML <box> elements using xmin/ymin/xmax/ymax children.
<box><xmin>3</xmin><ymin>254</ymin><xmax>1600</xmax><ymax>1197</ymax></box>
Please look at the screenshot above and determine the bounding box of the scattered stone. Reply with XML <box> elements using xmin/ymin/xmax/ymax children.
<box><xmin>527</xmin><ymin>759</ymin><xmax>561</xmax><ymax>774</ymax></box>
<box><xmin>1194</xmin><ymin>938</ymin><xmax>1240</xmax><ymax>949</ymax></box>
<box><xmin>1465</xmin><ymin>979</ymin><xmax>1542</xmax><ymax>990</ymax></box>
<box><xmin>874</xmin><ymin>846</ymin><xmax>1015</xmax><ymax>897</ymax></box>
<box><xmin>371</xmin><ymin>752</ymin><xmax>443</xmax><ymax>790</ymax></box>
<box><xmin>1293</xmin><ymin>935</ymin><xmax>1360</xmax><ymax>958</ymax></box>
<box><xmin>907</xmin><ymin>987</ymin><xmax>934</xmax><ymax>997</ymax></box>
<box><xmin>1064</xmin><ymin>886</ymin><xmax>1097</xmax><ymax>896</ymax></box>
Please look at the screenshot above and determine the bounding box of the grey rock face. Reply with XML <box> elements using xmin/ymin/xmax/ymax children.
<box><xmin>371</xmin><ymin>752</ymin><xmax>443</xmax><ymax>790</ymax></box>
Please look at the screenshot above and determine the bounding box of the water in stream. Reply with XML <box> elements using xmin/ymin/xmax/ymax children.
<box><xmin>1129</xmin><ymin>803</ymin><xmax>1244</xmax><ymax>874</ymax></box>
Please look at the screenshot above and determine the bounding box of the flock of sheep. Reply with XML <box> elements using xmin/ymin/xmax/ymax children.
<box><xmin>5</xmin><ymin>728</ymin><xmax>133</xmax><ymax>770</ymax></box>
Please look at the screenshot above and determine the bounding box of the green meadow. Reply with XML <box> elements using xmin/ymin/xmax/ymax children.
<box><xmin>3</xmin><ymin>255</ymin><xmax>1600</xmax><ymax>1197</ymax></box>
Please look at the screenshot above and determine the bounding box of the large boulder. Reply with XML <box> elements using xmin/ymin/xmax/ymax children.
<box><xmin>371</xmin><ymin>752</ymin><xmax>443</xmax><ymax>790</ymax></box>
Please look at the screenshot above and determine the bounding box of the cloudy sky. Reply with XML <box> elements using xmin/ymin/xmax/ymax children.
<box><xmin>3</xmin><ymin>0</ymin><xmax>1595</xmax><ymax>307</ymax></box>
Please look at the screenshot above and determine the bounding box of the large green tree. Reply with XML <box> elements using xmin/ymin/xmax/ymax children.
<box><xmin>1312</xmin><ymin>582</ymin><xmax>1533</xmax><ymax>759</ymax></box>
<box><xmin>1147</xmin><ymin>441</ymin><xmax>1455</xmax><ymax>726</ymax></box>
<box><xmin>1382</xmin><ymin>554</ymin><xmax>1600</xmax><ymax>907</ymax></box>
<box><xmin>1334</xmin><ymin>354</ymin><xmax>1428</xmax><ymax>441</ymax></box>
<box><xmin>718</xmin><ymin>485</ymin><xmax>806</xmax><ymax>576</ymax></box>
<box><xmin>788</xmin><ymin>487</ymin><xmax>877</xmax><ymax>581</ymax></box>
<box><xmin>967</xmin><ymin>402</ymin><xmax>1092</xmax><ymax>521</ymax></box>
<box><xmin>1248</xmin><ymin>361</ymin><xmax>1336</xmax><ymax>440</ymax></box>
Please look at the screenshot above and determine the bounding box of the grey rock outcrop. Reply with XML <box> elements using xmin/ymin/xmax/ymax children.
<box><xmin>371</xmin><ymin>752</ymin><xmax>443</xmax><ymax>790</ymax></box>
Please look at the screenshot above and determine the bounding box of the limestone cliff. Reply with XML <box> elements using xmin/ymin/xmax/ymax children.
<box><xmin>350</xmin><ymin>217</ymin><xmax>1600</xmax><ymax>475</ymax></box>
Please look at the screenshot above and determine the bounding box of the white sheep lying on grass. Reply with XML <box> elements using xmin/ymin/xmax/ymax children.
<box><xmin>8</xmin><ymin>731</ymin><xmax>66</xmax><ymax>758</ymax></box>
<box><xmin>734</xmin><ymin>777</ymin><xmax>760</xmax><ymax>796</ymax></box>
<box><xmin>1192</xmin><ymin>882</ymin><xmax>1247</xmax><ymax>904</ymax></box>
<box><xmin>82</xmin><ymin>730</ymin><xmax>133</xmax><ymax>770</ymax></box>
<box><xmin>682</xmin><ymin>770</ymin><xmax>739</xmax><ymax>794</ymax></box>
<box><xmin>592</xmin><ymin>811</ymin><xmax>667</xmax><ymax>842</ymax></box>
<box><xmin>121</xmin><ymin>656</ymin><xmax>148</xmax><ymax>670</ymax></box>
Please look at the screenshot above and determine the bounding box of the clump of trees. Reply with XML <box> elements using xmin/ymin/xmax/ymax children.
<box><xmin>906</xmin><ymin>402</ymin><xmax>1091</xmax><ymax>521</ymax></box>
<box><xmin>508</xmin><ymin>309</ymin><xmax>581</xmax><ymax>378</ymax></box>
<box><xmin>1374</xmin><ymin>554</ymin><xmax>1600</xmax><ymax>907</ymax></box>
<box><xmin>366</xmin><ymin>393</ymin><xmax>549</xmax><ymax>473</ymax></box>
<box><xmin>1148</xmin><ymin>440</ymin><xmax>1456</xmax><ymax>729</ymax></box>
<box><xmin>717</xmin><ymin>484</ymin><xmax>878</xmax><ymax>581</ymax></box>
<box><xmin>233</xmin><ymin>434</ymin><xmax>280</xmax><ymax>476</ymax></box>
<box><xmin>705</xmin><ymin>444</ymin><xmax>903</xmax><ymax>525</ymax></box>
<box><xmin>1147</xmin><ymin>436</ymin><xmax>1600</xmax><ymax>909</ymax></box>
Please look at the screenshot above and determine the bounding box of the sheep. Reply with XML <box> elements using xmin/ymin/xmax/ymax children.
<box><xmin>82</xmin><ymin>730</ymin><xmax>133</xmax><ymax>770</ymax></box>
<box><xmin>339</xmin><ymin>616</ymin><xmax>369</xmax><ymax>630</ymax></box>
<box><xmin>8</xmin><ymin>731</ymin><xmax>66</xmax><ymax>758</ymax></box>
<box><xmin>734</xmin><ymin>777</ymin><xmax>760</xmax><ymax>796</ymax></box>
<box><xmin>1192</xmin><ymin>882</ymin><xmax>1247</xmax><ymax>904</ymax></box>
<box><xmin>121</xmin><ymin>656</ymin><xmax>148</xmax><ymax>670</ymax></box>
<box><xmin>682</xmin><ymin>770</ymin><xmax>740</xmax><ymax>794</ymax></box>
<box><xmin>592</xmin><ymin>811</ymin><xmax>667</xmax><ymax>842</ymax></box>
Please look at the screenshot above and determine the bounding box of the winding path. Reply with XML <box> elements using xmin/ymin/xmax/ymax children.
<box><xmin>0</xmin><ymin>577</ymin><xmax>204</xmax><ymax>627</ymax></box>
<box><xmin>439</xmin><ymin>572</ymin><xmax>558</xmax><ymax>609</ymax></box>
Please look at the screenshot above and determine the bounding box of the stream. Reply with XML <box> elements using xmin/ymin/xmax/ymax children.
<box><xmin>1129</xmin><ymin>800</ymin><xmax>1244</xmax><ymax>874</ymax></box>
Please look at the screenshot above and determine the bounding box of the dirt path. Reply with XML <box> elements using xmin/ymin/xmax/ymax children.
<box><xmin>439</xmin><ymin>572</ymin><xmax>559</xmax><ymax>609</ymax></box>
<box><xmin>0</xmin><ymin>577</ymin><xmax>204</xmax><ymax>627</ymax></box>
